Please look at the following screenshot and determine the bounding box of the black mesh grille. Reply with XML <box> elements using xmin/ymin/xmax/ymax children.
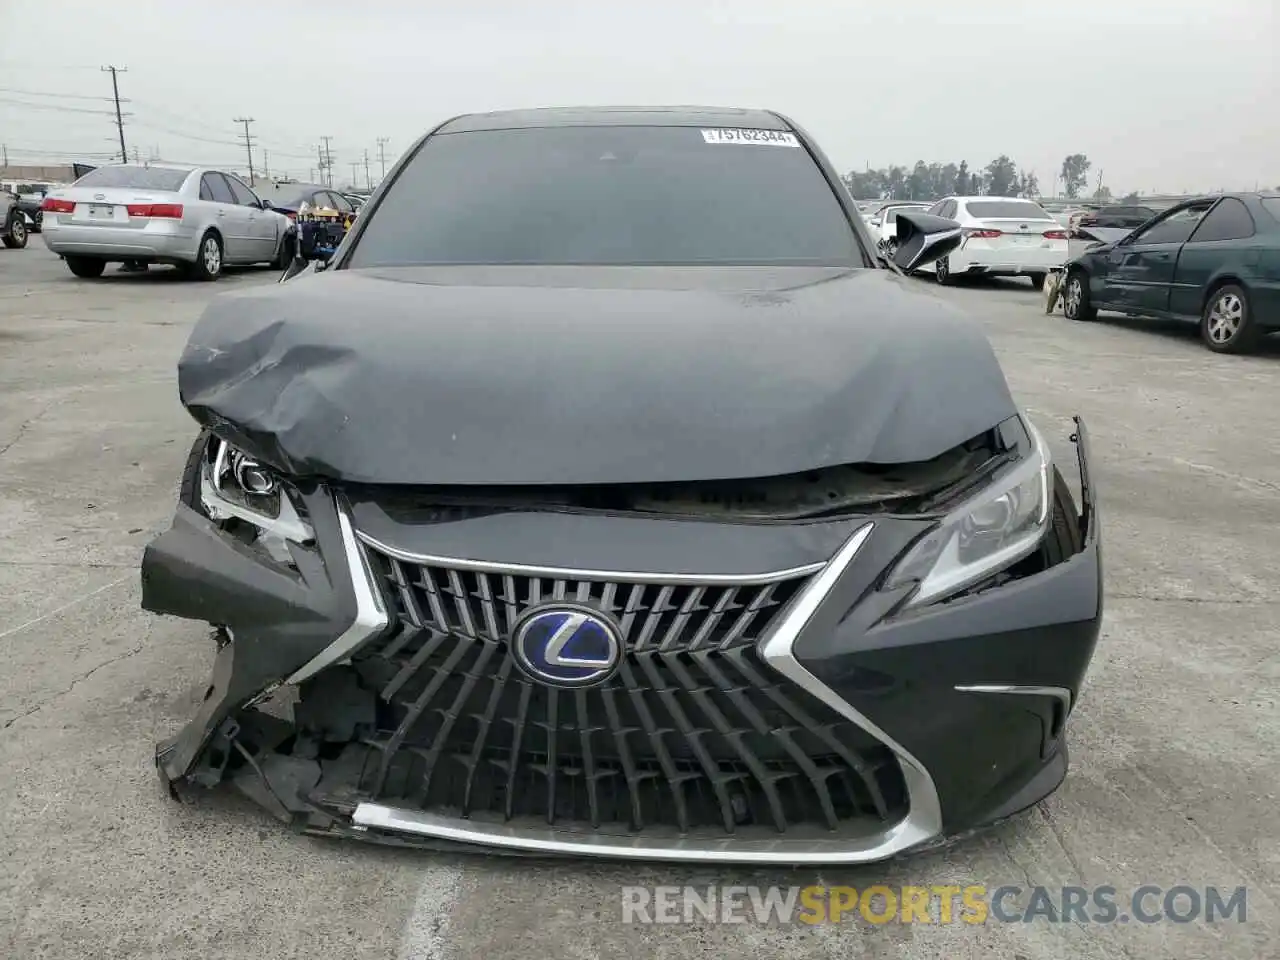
<box><xmin>347</xmin><ymin>545</ymin><xmax>909</xmax><ymax>837</ymax></box>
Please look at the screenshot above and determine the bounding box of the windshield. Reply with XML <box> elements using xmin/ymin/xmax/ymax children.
<box><xmin>346</xmin><ymin>125</ymin><xmax>863</xmax><ymax>267</ymax></box>
<box><xmin>964</xmin><ymin>200</ymin><xmax>1053</xmax><ymax>220</ymax></box>
<box><xmin>73</xmin><ymin>165</ymin><xmax>191</xmax><ymax>191</ymax></box>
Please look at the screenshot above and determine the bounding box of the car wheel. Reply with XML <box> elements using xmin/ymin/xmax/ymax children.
<box><xmin>1062</xmin><ymin>271</ymin><xmax>1096</xmax><ymax>321</ymax></box>
<box><xmin>186</xmin><ymin>231</ymin><xmax>223</xmax><ymax>281</ymax></box>
<box><xmin>3</xmin><ymin>214</ymin><xmax>28</xmax><ymax>249</ymax></box>
<box><xmin>65</xmin><ymin>255</ymin><xmax>106</xmax><ymax>278</ymax></box>
<box><xmin>935</xmin><ymin>255</ymin><xmax>952</xmax><ymax>285</ymax></box>
<box><xmin>1028</xmin><ymin>272</ymin><xmax>1047</xmax><ymax>291</ymax></box>
<box><xmin>1200</xmin><ymin>284</ymin><xmax>1259</xmax><ymax>354</ymax></box>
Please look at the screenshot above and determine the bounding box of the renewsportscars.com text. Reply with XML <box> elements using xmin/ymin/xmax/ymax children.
<box><xmin>621</xmin><ymin>885</ymin><xmax>1248</xmax><ymax>925</ymax></box>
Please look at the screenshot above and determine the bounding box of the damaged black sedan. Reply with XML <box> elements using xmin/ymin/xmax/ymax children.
<box><xmin>142</xmin><ymin>106</ymin><xmax>1102</xmax><ymax>864</ymax></box>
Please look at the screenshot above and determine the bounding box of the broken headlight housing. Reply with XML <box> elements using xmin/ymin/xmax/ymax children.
<box><xmin>200</xmin><ymin>437</ymin><xmax>314</xmax><ymax>564</ymax></box>
<box><xmin>885</xmin><ymin>420</ymin><xmax>1051</xmax><ymax>607</ymax></box>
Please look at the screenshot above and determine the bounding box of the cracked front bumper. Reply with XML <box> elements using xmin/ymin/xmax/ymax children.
<box><xmin>142</xmin><ymin>421</ymin><xmax>1102</xmax><ymax>863</ymax></box>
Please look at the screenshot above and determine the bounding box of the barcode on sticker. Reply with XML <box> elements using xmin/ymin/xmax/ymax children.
<box><xmin>701</xmin><ymin>128</ymin><xmax>800</xmax><ymax>147</ymax></box>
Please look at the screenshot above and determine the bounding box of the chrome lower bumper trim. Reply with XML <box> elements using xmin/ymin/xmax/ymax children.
<box><xmin>346</xmin><ymin>521</ymin><xmax>943</xmax><ymax>864</ymax></box>
<box><xmin>349</xmin><ymin>804</ymin><xmax>918</xmax><ymax>864</ymax></box>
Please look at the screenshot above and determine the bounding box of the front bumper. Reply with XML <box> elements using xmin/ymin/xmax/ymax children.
<box><xmin>143</xmin><ymin>421</ymin><xmax>1102</xmax><ymax>864</ymax></box>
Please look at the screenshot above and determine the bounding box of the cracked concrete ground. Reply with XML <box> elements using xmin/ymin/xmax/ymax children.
<box><xmin>1</xmin><ymin>247</ymin><xmax>1276</xmax><ymax>959</ymax></box>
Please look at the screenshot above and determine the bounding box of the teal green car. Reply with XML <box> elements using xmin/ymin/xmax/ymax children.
<box><xmin>1061</xmin><ymin>193</ymin><xmax>1280</xmax><ymax>353</ymax></box>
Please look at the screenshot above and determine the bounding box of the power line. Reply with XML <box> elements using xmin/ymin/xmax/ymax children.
<box><xmin>0</xmin><ymin>96</ymin><xmax>115</xmax><ymax>116</ymax></box>
<box><xmin>101</xmin><ymin>65</ymin><xmax>128</xmax><ymax>162</ymax></box>
<box><xmin>0</xmin><ymin>87</ymin><xmax>123</xmax><ymax>102</ymax></box>
<box><xmin>233</xmin><ymin>117</ymin><xmax>257</xmax><ymax>185</ymax></box>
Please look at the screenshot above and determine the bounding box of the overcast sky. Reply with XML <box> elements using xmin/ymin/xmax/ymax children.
<box><xmin>2</xmin><ymin>0</ymin><xmax>1275</xmax><ymax>194</ymax></box>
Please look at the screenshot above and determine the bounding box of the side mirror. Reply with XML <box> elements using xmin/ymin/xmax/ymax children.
<box><xmin>869</xmin><ymin>217</ymin><xmax>882</xmax><ymax>227</ymax></box>
<box><xmin>890</xmin><ymin>211</ymin><xmax>963</xmax><ymax>273</ymax></box>
<box><xmin>259</xmin><ymin>198</ymin><xmax>274</xmax><ymax>210</ymax></box>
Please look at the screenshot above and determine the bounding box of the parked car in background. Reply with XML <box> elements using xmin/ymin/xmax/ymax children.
<box><xmin>12</xmin><ymin>183</ymin><xmax>56</xmax><ymax>233</ymax></box>
<box><xmin>1074</xmin><ymin>204</ymin><xmax>1157</xmax><ymax>233</ymax></box>
<box><xmin>3</xmin><ymin>191</ymin><xmax>29</xmax><ymax>249</ymax></box>
<box><xmin>923</xmin><ymin>196</ymin><xmax>1068</xmax><ymax>288</ymax></box>
<box><xmin>258</xmin><ymin>183</ymin><xmax>359</xmax><ymax>221</ymax></box>
<box><xmin>1060</xmin><ymin>193</ymin><xmax>1280</xmax><ymax>353</ymax></box>
<box><xmin>41</xmin><ymin>164</ymin><xmax>296</xmax><ymax>280</ymax></box>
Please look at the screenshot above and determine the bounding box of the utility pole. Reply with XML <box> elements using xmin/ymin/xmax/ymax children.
<box><xmin>2</xmin><ymin>144</ymin><xmax>7</xmax><ymax>166</ymax></box>
<box><xmin>362</xmin><ymin>149</ymin><xmax>372</xmax><ymax>191</ymax></box>
<box><xmin>376</xmin><ymin>137</ymin><xmax>389</xmax><ymax>179</ymax></box>
<box><xmin>262</xmin><ymin>148</ymin><xmax>270</xmax><ymax>180</ymax></box>
<box><xmin>350</xmin><ymin>161</ymin><xmax>359</xmax><ymax>190</ymax></box>
<box><xmin>234</xmin><ymin>117</ymin><xmax>256</xmax><ymax>184</ymax></box>
<box><xmin>101</xmin><ymin>65</ymin><xmax>128</xmax><ymax>162</ymax></box>
<box><xmin>320</xmin><ymin>136</ymin><xmax>334</xmax><ymax>187</ymax></box>
<box><xmin>315</xmin><ymin>145</ymin><xmax>325</xmax><ymax>185</ymax></box>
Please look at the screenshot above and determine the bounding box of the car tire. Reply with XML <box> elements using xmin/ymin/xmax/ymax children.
<box><xmin>186</xmin><ymin>231</ymin><xmax>223</xmax><ymax>281</ymax></box>
<box><xmin>31</xmin><ymin>211</ymin><xmax>42</xmax><ymax>233</ymax></box>
<box><xmin>1200</xmin><ymin>284</ymin><xmax>1260</xmax><ymax>354</ymax></box>
<box><xmin>935</xmin><ymin>256</ymin><xmax>953</xmax><ymax>285</ymax></box>
<box><xmin>1062</xmin><ymin>270</ymin><xmax>1096</xmax><ymax>321</ymax></box>
<box><xmin>65</xmin><ymin>255</ymin><xmax>106</xmax><ymax>278</ymax></box>
<box><xmin>1028</xmin><ymin>272</ymin><xmax>1047</xmax><ymax>291</ymax></box>
<box><xmin>3</xmin><ymin>213</ymin><xmax>28</xmax><ymax>249</ymax></box>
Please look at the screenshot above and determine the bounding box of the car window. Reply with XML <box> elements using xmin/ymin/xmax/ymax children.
<box><xmin>201</xmin><ymin>173</ymin><xmax>236</xmax><ymax>204</ymax></box>
<box><xmin>1133</xmin><ymin>206</ymin><xmax>1209</xmax><ymax>245</ymax></box>
<box><xmin>1187</xmin><ymin>198</ymin><xmax>1255</xmax><ymax>243</ymax></box>
<box><xmin>1261</xmin><ymin>198</ymin><xmax>1280</xmax><ymax>221</ymax></box>
<box><xmin>964</xmin><ymin>200</ymin><xmax>1052</xmax><ymax>220</ymax></box>
<box><xmin>326</xmin><ymin>192</ymin><xmax>353</xmax><ymax>213</ymax></box>
<box><xmin>223</xmin><ymin>175</ymin><xmax>261</xmax><ymax>207</ymax></box>
<box><xmin>74</xmin><ymin>165</ymin><xmax>191</xmax><ymax>190</ymax></box>
<box><xmin>942</xmin><ymin>200</ymin><xmax>958</xmax><ymax>218</ymax></box>
<box><xmin>925</xmin><ymin>201</ymin><xmax>943</xmax><ymax>216</ymax></box>
<box><xmin>347</xmin><ymin>125</ymin><xmax>863</xmax><ymax>267</ymax></box>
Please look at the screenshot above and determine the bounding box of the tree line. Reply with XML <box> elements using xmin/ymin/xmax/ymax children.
<box><xmin>841</xmin><ymin>153</ymin><xmax>1135</xmax><ymax>202</ymax></box>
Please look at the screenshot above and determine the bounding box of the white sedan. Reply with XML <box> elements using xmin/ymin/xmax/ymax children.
<box><xmin>921</xmin><ymin>196</ymin><xmax>1068</xmax><ymax>289</ymax></box>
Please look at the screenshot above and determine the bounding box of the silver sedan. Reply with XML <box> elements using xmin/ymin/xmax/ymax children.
<box><xmin>40</xmin><ymin>163</ymin><xmax>296</xmax><ymax>280</ymax></box>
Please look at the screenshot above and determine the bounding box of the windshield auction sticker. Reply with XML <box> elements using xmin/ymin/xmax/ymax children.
<box><xmin>701</xmin><ymin>128</ymin><xmax>800</xmax><ymax>147</ymax></box>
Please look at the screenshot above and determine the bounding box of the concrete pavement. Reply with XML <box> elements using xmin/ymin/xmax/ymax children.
<box><xmin>0</xmin><ymin>248</ymin><xmax>1275</xmax><ymax>959</ymax></box>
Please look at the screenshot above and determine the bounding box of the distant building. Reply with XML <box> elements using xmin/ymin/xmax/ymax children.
<box><xmin>0</xmin><ymin>163</ymin><xmax>78</xmax><ymax>183</ymax></box>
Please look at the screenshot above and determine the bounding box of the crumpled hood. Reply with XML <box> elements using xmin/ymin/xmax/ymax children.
<box><xmin>178</xmin><ymin>265</ymin><xmax>1016</xmax><ymax>485</ymax></box>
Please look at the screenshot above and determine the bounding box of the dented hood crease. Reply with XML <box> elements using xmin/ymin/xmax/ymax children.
<box><xmin>178</xmin><ymin>266</ymin><xmax>1017</xmax><ymax>485</ymax></box>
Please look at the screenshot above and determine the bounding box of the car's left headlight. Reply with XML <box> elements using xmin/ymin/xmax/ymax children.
<box><xmin>885</xmin><ymin>421</ymin><xmax>1051</xmax><ymax>607</ymax></box>
<box><xmin>201</xmin><ymin>437</ymin><xmax>314</xmax><ymax>564</ymax></box>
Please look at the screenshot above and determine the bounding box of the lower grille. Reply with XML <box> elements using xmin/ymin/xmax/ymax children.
<box><xmin>326</xmin><ymin>547</ymin><xmax>910</xmax><ymax>838</ymax></box>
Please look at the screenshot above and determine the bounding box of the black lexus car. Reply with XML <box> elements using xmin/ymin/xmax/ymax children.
<box><xmin>142</xmin><ymin>106</ymin><xmax>1103</xmax><ymax>864</ymax></box>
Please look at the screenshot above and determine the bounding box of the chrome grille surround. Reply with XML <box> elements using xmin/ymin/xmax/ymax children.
<box><xmin>305</xmin><ymin>517</ymin><xmax>943</xmax><ymax>862</ymax></box>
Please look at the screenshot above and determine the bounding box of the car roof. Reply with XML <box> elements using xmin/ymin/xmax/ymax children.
<box><xmin>951</xmin><ymin>195</ymin><xmax>1044</xmax><ymax>203</ymax></box>
<box><xmin>436</xmin><ymin>105</ymin><xmax>789</xmax><ymax>134</ymax></box>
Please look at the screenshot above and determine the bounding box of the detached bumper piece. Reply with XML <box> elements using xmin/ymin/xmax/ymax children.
<box><xmin>147</xmin><ymin>422</ymin><xmax>1102</xmax><ymax>864</ymax></box>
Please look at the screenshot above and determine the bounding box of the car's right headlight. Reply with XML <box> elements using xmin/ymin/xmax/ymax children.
<box><xmin>884</xmin><ymin>421</ymin><xmax>1051</xmax><ymax>607</ymax></box>
<box><xmin>201</xmin><ymin>438</ymin><xmax>313</xmax><ymax>562</ymax></box>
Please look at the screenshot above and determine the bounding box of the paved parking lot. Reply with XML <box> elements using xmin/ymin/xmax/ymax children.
<box><xmin>1</xmin><ymin>246</ymin><xmax>1276</xmax><ymax>960</ymax></box>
